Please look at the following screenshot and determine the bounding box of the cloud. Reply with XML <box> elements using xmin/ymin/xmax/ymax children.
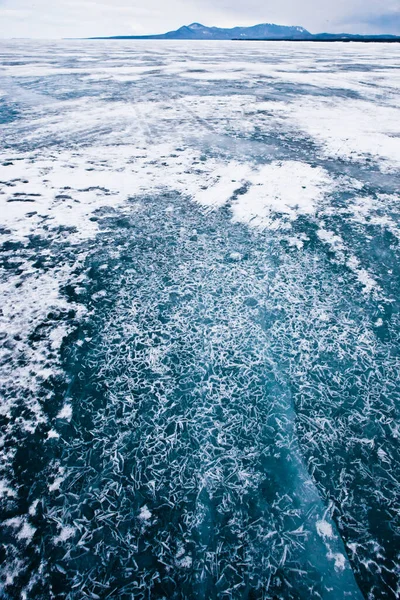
<box><xmin>191</xmin><ymin>0</ymin><xmax>400</xmax><ymax>34</ymax></box>
<box><xmin>0</xmin><ymin>9</ymin><xmax>32</xmax><ymax>20</ymax></box>
<box><xmin>0</xmin><ymin>0</ymin><xmax>398</xmax><ymax>38</ymax></box>
<box><xmin>338</xmin><ymin>10</ymin><xmax>400</xmax><ymax>34</ymax></box>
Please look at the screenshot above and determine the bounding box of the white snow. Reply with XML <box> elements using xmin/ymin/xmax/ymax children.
<box><xmin>316</xmin><ymin>519</ymin><xmax>334</xmax><ymax>539</ymax></box>
<box><xmin>53</xmin><ymin>525</ymin><xmax>76</xmax><ymax>545</ymax></box>
<box><xmin>329</xmin><ymin>552</ymin><xmax>346</xmax><ymax>572</ymax></box>
<box><xmin>231</xmin><ymin>162</ymin><xmax>332</xmax><ymax>229</ymax></box>
<box><xmin>57</xmin><ymin>404</ymin><xmax>72</xmax><ymax>421</ymax></box>
<box><xmin>139</xmin><ymin>505</ymin><xmax>152</xmax><ymax>522</ymax></box>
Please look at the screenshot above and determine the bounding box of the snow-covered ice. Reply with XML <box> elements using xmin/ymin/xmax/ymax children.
<box><xmin>0</xmin><ymin>39</ymin><xmax>399</xmax><ymax>599</ymax></box>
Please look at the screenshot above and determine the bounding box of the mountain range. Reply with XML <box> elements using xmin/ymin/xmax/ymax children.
<box><xmin>90</xmin><ymin>22</ymin><xmax>400</xmax><ymax>41</ymax></box>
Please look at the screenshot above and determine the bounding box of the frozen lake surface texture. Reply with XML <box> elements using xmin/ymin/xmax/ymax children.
<box><xmin>0</xmin><ymin>40</ymin><xmax>400</xmax><ymax>599</ymax></box>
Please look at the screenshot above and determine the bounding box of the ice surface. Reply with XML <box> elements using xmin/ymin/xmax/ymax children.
<box><xmin>0</xmin><ymin>39</ymin><xmax>399</xmax><ymax>599</ymax></box>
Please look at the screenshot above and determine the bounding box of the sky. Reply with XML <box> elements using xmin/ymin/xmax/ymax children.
<box><xmin>0</xmin><ymin>0</ymin><xmax>399</xmax><ymax>38</ymax></box>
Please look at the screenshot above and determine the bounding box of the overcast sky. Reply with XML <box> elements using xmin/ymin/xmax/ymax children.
<box><xmin>0</xmin><ymin>0</ymin><xmax>399</xmax><ymax>38</ymax></box>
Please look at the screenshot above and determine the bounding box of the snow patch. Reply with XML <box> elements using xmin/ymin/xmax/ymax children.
<box><xmin>139</xmin><ymin>505</ymin><xmax>152</xmax><ymax>522</ymax></box>
<box><xmin>57</xmin><ymin>404</ymin><xmax>72</xmax><ymax>421</ymax></box>
<box><xmin>316</xmin><ymin>519</ymin><xmax>334</xmax><ymax>539</ymax></box>
<box><xmin>53</xmin><ymin>525</ymin><xmax>76</xmax><ymax>545</ymax></box>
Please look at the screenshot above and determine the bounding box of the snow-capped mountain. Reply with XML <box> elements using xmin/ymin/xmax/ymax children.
<box><xmin>102</xmin><ymin>22</ymin><xmax>312</xmax><ymax>40</ymax></box>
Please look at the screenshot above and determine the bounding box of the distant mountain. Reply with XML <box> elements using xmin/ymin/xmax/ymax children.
<box><xmin>305</xmin><ymin>32</ymin><xmax>399</xmax><ymax>41</ymax></box>
<box><xmin>91</xmin><ymin>22</ymin><xmax>312</xmax><ymax>40</ymax></box>
<box><xmin>89</xmin><ymin>22</ymin><xmax>400</xmax><ymax>42</ymax></box>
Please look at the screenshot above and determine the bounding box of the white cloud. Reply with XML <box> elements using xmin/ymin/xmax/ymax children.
<box><xmin>0</xmin><ymin>0</ymin><xmax>398</xmax><ymax>38</ymax></box>
<box><xmin>193</xmin><ymin>0</ymin><xmax>400</xmax><ymax>34</ymax></box>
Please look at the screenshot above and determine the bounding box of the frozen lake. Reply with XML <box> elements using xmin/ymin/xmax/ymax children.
<box><xmin>0</xmin><ymin>40</ymin><xmax>400</xmax><ymax>599</ymax></box>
